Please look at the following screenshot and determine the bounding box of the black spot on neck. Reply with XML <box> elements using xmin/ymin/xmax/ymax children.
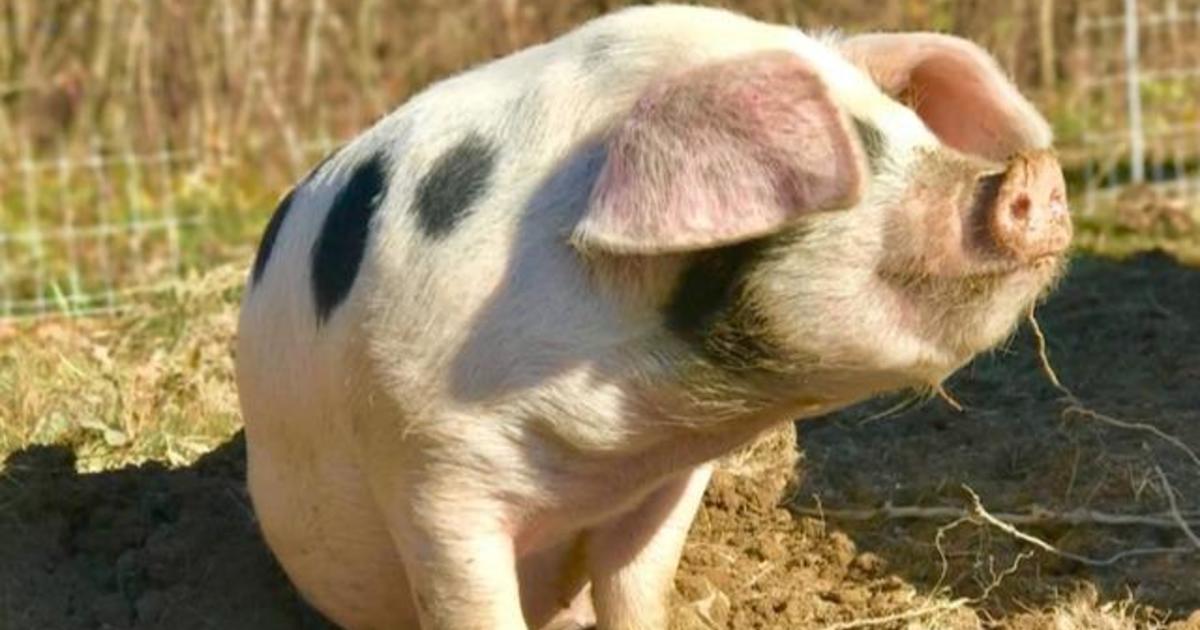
<box><xmin>413</xmin><ymin>134</ymin><xmax>498</xmax><ymax>238</ymax></box>
<box><xmin>853</xmin><ymin>117</ymin><xmax>887</xmax><ymax>171</ymax></box>
<box><xmin>251</xmin><ymin>187</ymin><xmax>297</xmax><ymax>286</ymax></box>
<box><xmin>665</xmin><ymin>241</ymin><xmax>761</xmax><ymax>333</ymax></box>
<box><xmin>310</xmin><ymin>153</ymin><xmax>389</xmax><ymax>324</ymax></box>
<box><xmin>663</xmin><ymin>239</ymin><xmax>780</xmax><ymax>371</ymax></box>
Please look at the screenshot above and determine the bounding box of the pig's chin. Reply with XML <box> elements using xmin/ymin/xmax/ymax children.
<box><xmin>883</xmin><ymin>252</ymin><xmax>1066</xmax><ymax>373</ymax></box>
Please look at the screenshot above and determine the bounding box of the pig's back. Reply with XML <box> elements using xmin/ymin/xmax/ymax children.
<box><xmin>239</xmin><ymin>5</ymin><xmax>804</xmax><ymax>401</ymax></box>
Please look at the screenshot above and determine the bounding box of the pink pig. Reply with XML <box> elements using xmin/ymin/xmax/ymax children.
<box><xmin>236</xmin><ymin>5</ymin><xmax>1071</xmax><ymax>629</ymax></box>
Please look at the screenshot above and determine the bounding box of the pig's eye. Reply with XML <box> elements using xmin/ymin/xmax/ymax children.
<box><xmin>852</xmin><ymin>117</ymin><xmax>886</xmax><ymax>172</ymax></box>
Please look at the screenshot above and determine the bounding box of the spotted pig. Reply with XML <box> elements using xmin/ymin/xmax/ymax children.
<box><xmin>236</xmin><ymin>5</ymin><xmax>1072</xmax><ymax>629</ymax></box>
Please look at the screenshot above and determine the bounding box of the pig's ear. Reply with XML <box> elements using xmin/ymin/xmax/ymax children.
<box><xmin>841</xmin><ymin>33</ymin><xmax>1051</xmax><ymax>162</ymax></box>
<box><xmin>573</xmin><ymin>51</ymin><xmax>865</xmax><ymax>255</ymax></box>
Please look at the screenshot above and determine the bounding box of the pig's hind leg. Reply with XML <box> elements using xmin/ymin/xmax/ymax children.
<box><xmin>587</xmin><ymin>465</ymin><xmax>713</xmax><ymax>630</ymax></box>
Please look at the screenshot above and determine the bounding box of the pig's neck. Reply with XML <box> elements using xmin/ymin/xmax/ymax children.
<box><xmin>616</xmin><ymin>331</ymin><xmax>920</xmax><ymax>453</ymax></box>
<box><xmin>577</xmin><ymin>245</ymin><xmax>917</xmax><ymax>463</ymax></box>
<box><xmin>652</xmin><ymin>357</ymin><xmax>847</xmax><ymax>423</ymax></box>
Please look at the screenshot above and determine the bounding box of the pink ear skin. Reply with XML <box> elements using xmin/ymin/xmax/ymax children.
<box><xmin>840</xmin><ymin>33</ymin><xmax>1052</xmax><ymax>162</ymax></box>
<box><xmin>573</xmin><ymin>51</ymin><xmax>866</xmax><ymax>255</ymax></box>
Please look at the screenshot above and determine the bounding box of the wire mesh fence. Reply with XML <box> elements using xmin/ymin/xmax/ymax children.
<box><xmin>0</xmin><ymin>141</ymin><xmax>336</xmax><ymax>318</ymax></box>
<box><xmin>1</xmin><ymin>0</ymin><xmax>1198</xmax><ymax>320</ymax></box>
<box><xmin>1074</xmin><ymin>0</ymin><xmax>1200</xmax><ymax>222</ymax></box>
<box><xmin>1</xmin><ymin>148</ymin><xmax>193</xmax><ymax>318</ymax></box>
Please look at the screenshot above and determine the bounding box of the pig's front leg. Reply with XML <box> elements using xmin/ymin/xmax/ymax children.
<box><xmin>588</xmin><ymin>465</ymin><xmax>713</xmax><ymax>630</ymax></box>
<box><xmin>389</xmin><ymin>490</ymin><xmax>529</xmax><ymax>630</ymax></box>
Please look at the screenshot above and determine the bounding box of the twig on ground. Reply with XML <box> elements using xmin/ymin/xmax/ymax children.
<box><xmin>810</xmin><ymin>493</ymin><xmax>827</xmax><ymax>538</ymax></box>
<box><xmin>1064</xmin><ymin>405</ymin><xmax>1200</xmax><ymax>470</ymax></box>
<box><xmin>818</xmin><ymin>597</ymin><xmax>973</xmax><ymax>630</ymax></box>
<box><xmin>961</xmin><ymin>485</ymin><xmax>1193</xmax><ymax>567</ymax></box>
<box><xmin>1154</xmin><ymin>465</ymin><xmax>1200</xmax><ymax>550</ymax></box>
<box><xmin>822</xmin><ymin>532</ymin><xmax>1027</xmax><ymax>630</ymax></box>
<box><xmin>793</xmin><ymin>502</ymin><xmax>1200</xmax><ymax>530</ymax></box>
<box><xmin>933</xmin><ymin>516</ymin><xmax>972</xmax><ymax>594</ymax></box>
<box><xmin>977</xmin><ymin>550</ymin><xmax>1034</xmax><ymax>601</ymax></box>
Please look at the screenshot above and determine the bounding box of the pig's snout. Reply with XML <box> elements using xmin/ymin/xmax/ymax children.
<box><xmin>985</xmin><ymin>151</ymin><xmax>1072</xmax><ymax>264</ymax></box>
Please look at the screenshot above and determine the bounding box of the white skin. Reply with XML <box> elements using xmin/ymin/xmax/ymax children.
<box><xmin>236</xmin><ymin>5</ymin><xmax>1069</xmax><ymax>630</ymax></box>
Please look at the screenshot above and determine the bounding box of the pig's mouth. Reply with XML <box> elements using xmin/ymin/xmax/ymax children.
<box><xmin>880</xmin><ymin>239</ymin><xmax>1068</xmax><ymax>285</ymax></box>
<box><xmin>964</xmin><ymin>250</ymin><xmax>1066</xmax><ymax>279</ymax></box>
<box><xmin>877</xmin><ymin>249</ymin><xmax>1067</xmax><ymax>332</ymax></box>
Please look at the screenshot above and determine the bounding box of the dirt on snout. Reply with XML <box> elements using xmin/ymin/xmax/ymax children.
<box><xmin>1</xmin><ymin>252</ymin><xmax>1199</xmax><ymax>630</ymax></box>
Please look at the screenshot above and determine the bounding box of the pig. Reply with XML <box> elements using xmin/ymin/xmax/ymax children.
<box><xmin>235</xmin><ymin>5</ymin><xmax>1072</xmax><ymax>630</ymax></box>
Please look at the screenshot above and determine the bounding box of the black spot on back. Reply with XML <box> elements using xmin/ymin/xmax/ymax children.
<box><xmin>664</xmin><ymin>238</ymin><xmax>780</xmax><ymax>371</ymax></box>
<box><xmin>310</xmin><ymin>153</ymin><xmax>389</xmax><ymax>324</ymax></box>
<box><xmin>853</xmin><ymin>117</ymin><xmax>887</xmax><ymax>171</ymax></box>
<box><xmin>251</xmin><ymin>187</ymin><xmax>297</xmax><ymax>286</ymax></box>
<box><xmin>251</xmin><ymin>146</ymin><xmax>344</xmax><ymax>288</ymax></box>
<box><xmin>413</xmin><ymin>134</ymin><xmax>498</xmax><ymax>239</ymax></box>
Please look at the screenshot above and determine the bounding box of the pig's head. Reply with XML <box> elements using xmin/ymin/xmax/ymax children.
<box><xmin>573</xmin><ymin>33</ymin><xmax>1072</xmax><ymax>401</ymax></box>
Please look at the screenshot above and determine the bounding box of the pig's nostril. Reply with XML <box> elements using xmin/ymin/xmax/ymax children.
<box><xmin>1010</xmin><ymin>195</ymin><xmax>1031</xmax><ymax>221</ymax></box>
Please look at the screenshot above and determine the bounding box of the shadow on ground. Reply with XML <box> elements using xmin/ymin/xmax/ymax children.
<box><xmin>0</xmin><ymin>435</ymin><xmax>333</xmax><ymax>630</ymax></box>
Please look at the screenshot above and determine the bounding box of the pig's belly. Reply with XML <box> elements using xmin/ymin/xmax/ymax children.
<box><xmin>246</xmin><ymin>424</ymin><xmax>593</xmax><ymax>630</ymax></box>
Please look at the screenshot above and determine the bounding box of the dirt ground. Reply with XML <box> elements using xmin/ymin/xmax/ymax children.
<box><xmin>1</xmin><ymin>252</ymin><xmax>1198</xmax><ymax>630</ymax></box>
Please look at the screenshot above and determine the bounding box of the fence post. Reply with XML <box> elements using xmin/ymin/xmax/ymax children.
<box><xmin>1039</xmin><ymin>0</ymin><xmax>1056</xmax><ymax>89</ymax></box>
<box><xmin>1124</xmin><ymin>0</ymin><xmax>1145</xmax><ymax>183</ymax></box>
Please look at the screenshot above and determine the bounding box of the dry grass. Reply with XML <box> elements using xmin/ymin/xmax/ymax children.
<box><xmin>0</xmin><ymin>261</ymin><xmax>246</xmax><ymax>472</ymax></box>
<box><xmin>1002</xmin><ymin>585</ymin><xmax>1178</xmax><ymax>630</ymax></box>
